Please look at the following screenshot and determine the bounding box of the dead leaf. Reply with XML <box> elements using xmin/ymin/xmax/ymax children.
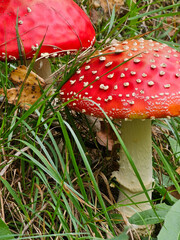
<box><xmin>91</xmin><ymin>0</ymin><xmax>124</xmax><ymax>13</ymax></box>
<box><xmin>9</xmin><ymin>65</ymin><xmax>45</xmax><ymax>87</ymax></box>
<box><xmin>166</xmin><ymin>185</ymin><xmax>180</xmax><ymax>200</ymax></box>
<box><xmin>90</xmin><ymin>0</ymin><xmax>125</xmax><ymax>24</ymax></box>
<box><xmin>162</xmin><ymin>16</ymin><xmax>180</xmax><ymax>37</ymax></box>
<box><xmin>96</xmin><ymin>121</ymin><xmax>117</xmax><ymax>151</ymax></box>
<box><xmin>0</xmin><ymin>65</ymin><xmax>46</xmax><ymax>109</ymax></box>
<box><xmin>176</xmin><ymin>166</ymin><xmax>180</xmax><ymax>175</ymax></box>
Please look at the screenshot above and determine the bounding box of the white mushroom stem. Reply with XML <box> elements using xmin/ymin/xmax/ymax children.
<box><xmin>112</xmin><ymin>119</ymin><xmax>153</xmax><ymax>217</ymax></box>
<box><xmin>27</xmin><ymin>58</ymin><xmax>52</xmax><ymax>80</ymax></box>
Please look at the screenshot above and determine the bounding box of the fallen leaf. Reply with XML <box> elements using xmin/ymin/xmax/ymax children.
<box><xmin>96</xmin><ymin>121</ymin><xmax>117</xmax><ymax>151</ymax></box>
<box><xmin>9</xmin><ymin>65</ymin><xmax>45</xmax><ymax>87</ymax></box>
<box><xmin>162</xmin><ymin>16</ymin><xmax>180</xmax><ymax>37</ymax></box>
<box><xmin>0</xmin><ymin>65</ymin><xmax>46</xmax><ymax>109</ymax></box>
<box><xmin>176</xmin><ymin>166</ymin><xmax>180</xmax><ymax>175</ymax></box>
<box><xmin>166</xmin><ymin>185</ymin><xmax>180</xmax><ymax>200</ymax></box>
<box><xmin>91</xmin><ymin>0</ymin><xmax>124</xmax><ymax>13</ymax></box>
<box><xmin>90</xmin><ymin>0</ymin><xmax>125</xmax><ymax>24</ymax></box>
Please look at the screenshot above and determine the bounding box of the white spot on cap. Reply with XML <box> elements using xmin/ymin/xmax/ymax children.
<box><xmin>114</xmin><ymin>85</ymin><xmax>118</xmax><ymax>90</ymax></box>
<box><xmin>99</xmin><ymin>84</ymin><xmax>109</xmax><ymax>90</ymax></box>
<box><xmin>154</xmin><ymin>53</ymin><xmax>159</xmax><ymax>57</ymax></box>
<box><xmin>41</xmin><ymin>52</ymin><xmax>50</xmax><ymax>58</ymax></box>
<box><xmin>151</xmin><ymin>65</ymin><xmax>156</xmax><ymax>69</ymax></box>
<box><xmin>121</xmin><ymin>73</ymin><xmax>125</xmax><ymax>78</ymax></box>
<box><xmin>175</xmin><ymin>73</ymin><xmax>180</xmax><ymax>77</ymax></box>
<box><xmin>131</xmin><ymin>48</ymin><xmax>137</xmax><ymax>51</ymax></box>
<box><xmin>131</xmin><ymin>71</ymin><xmax>136</xmax><ymax>75</ymax></box>
<box><xmin>107</xmin><ymin>73</ymin><xmax>114</xmax><ymax>79</ymax></box>
<box><xmin>109</xmin><ymin>47</ymin><xmax>116</xmax><ymax>51</ymax></box>
<box><xmin>83</xmin><ymin>82</ymin><xmax>89</xmax><ymax>87</ymax></box>
<box><xmin>105</xmin><ymin>62</ymin><xmax>113</xmax><ymax>67</ymax></box>
<box><xmin>123</xmin><ymin>46</ymin><xmax>129</xmax><ymax>50</ymax></box>
<box><xmin>148</xmin><ymin>81</ymin><xmax>154</xmax><ymax>86</ymax></box>
<box><xmin>122</xmin><ymin>41</ymin><xmax>128</xmax><ymax>44</ymax></box>
<box><xmin>160</xmin><ymin>63</ymin><xmax>167</xmax><ymax>68</ymax></box>
<box><xmin>142</xmin><ymin>73</ymin><xmax>147</xmax><ymax>77</ymax></box>
<box><xmin>124</xmin><ymin>82</ymin><xmax>129</xmax><ymax>87</ymax></box>
<box><xmin>115</xmin><ymin>49</ymin><xmax>124</xmax><ymax>54</ymax></box>
<box><xmin>99</xmin><ymin>56</ymin><xmax>106</xmax><ymax>61</ymax></box>
<box><xmin>134</xmin><ymin>59</ymin><xmax>141</xmax><ymax>63</ymax></box>
<box><xmin>76</xmin><ymin>70</ymin><xmax>81</xmax><ymax>74</ymax></box>
<box><xmin>164</xmin><ymin>84</ymin><xmax>170</xmax><ymax>88</ymax></box>
<box><xmin>79</xmin><ymin>75</ymin><xmax>84</xmax><ymax>81</ymax></box>
<box><xmin>86</xmin><ymin>59</ymin><xmax>91</xmax><ymax>63</ymax></box>
<box><xmin>31</xmin><ymin>43</ymin><xmax>39</xmax><ymax>51</ymax></box>
<box><xmin>136</xmin><ymin>78</ymin><xmax>142</xmax><ymax>83</ymax></box>
<box><xmin>70</xmin><ymin>80</ymin><xmax>76</xmax><ymax>85</ymax></box>
<box><xmin>18</xmin><ymin>20</ymin><xmax>23</xmax><ymax>25</ymax></box>
<box><xmin>160</xmin><ymin>71</ymin><xmax>165</xmax><ymax>76</ymax></box>
<box><xmin>27</xmin><ymin>7</ymin><xmax>32</xmax><ymax>12</ymax></box>
<box><xmin>92</xmin><ymin>71</ymin><xmax>97</xmax><ymax>74</ymax></box>
<box><xmin>85</xmin><ymin>65</ymin><xmax>90</xmax><ymax>70</ymax></box>
<box><xmin>97</xmin><ymin>97</ymin><xmax>101</xmax><ymax>100</ymax></box>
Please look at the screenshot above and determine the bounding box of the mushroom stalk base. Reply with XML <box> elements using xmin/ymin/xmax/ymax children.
<box><xmin>27</xmin><ymin>58</ymin><xmax>52</xmax><ymax>80</ymax></box>
<box><xmin>112</xmin><ymin>119</ymin><xmax>153</xmax><ymax>217</ymax></box>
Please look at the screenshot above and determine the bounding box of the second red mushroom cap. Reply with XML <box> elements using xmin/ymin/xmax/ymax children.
<box><xmin>60</xmin><ymin>39</ymin><xmax>180</xmax><ymax>119</ymax></box>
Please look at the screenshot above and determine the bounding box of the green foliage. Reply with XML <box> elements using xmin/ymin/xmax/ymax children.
<box><xmin>158</xmin><ymin>200</ymin><xmax>180</xmax><ymax>240</ymax></box>
<box><xmin>129</xmin><ymin>203</ymin><xmax>171</xmax><ymax>225</ymax></box>
<box><xmin>0</xmin><ymin>219</ymin><xmax>15</xmax><ymax>240</ymax></box>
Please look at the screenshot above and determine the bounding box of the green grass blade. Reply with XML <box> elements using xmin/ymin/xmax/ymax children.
<box><xmin>62</xmin><ymin>118</ymin><xmax>115</xmax><ymax>235</ymax></box>
<box><xmin>153</xmin><ymin>143</ymin><xmax>180</xmax><ymax>194</ymax></box>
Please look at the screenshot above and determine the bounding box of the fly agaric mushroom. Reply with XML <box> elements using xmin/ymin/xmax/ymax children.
<box><xmin>0</xmin><ymin>0</ymin><xmax>95</xmax><ymax>79</ymax></box>
<box><xmin>60</xmin><ymin>38</ymin><xmax>180</xmax><ymax>217</ymax></box>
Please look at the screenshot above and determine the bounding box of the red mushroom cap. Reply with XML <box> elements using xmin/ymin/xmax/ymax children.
<box><xmin>0</xmin><ymin>0</ymin><xmax>95</xmax><ymax>61</ymax></box>
<box><xmin>60</xmin><ymin>39</ymin><xmax>180</xmax><ymax>119</ymax></box>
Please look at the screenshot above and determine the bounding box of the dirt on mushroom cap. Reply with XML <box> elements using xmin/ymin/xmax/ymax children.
<box><xmin>60</xmin><ymin>38</ymin><xmax>180</xmax><ymax>119</ymax></box>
